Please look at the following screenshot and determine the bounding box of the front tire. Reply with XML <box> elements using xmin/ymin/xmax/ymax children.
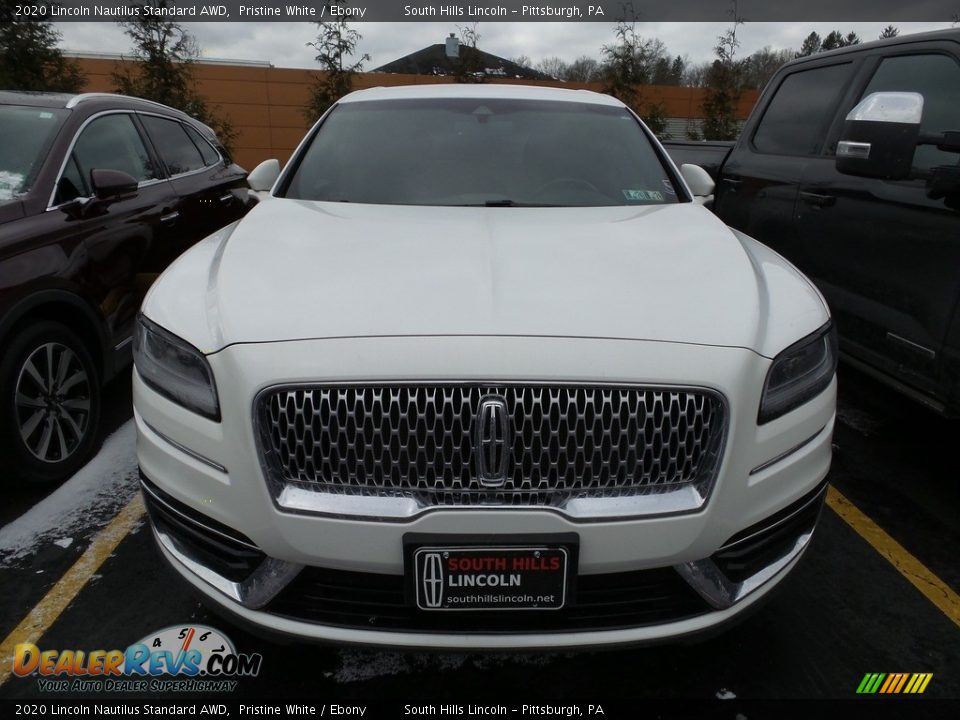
<box><xmin>0</xmin><ymin>321</ymin><xmax>102</xmax><ymax>485</ymax></box>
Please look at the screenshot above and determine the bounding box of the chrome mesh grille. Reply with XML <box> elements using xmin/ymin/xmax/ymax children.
<box><xmin>257</xmin><ymin>385</ymin><xmax>725</xmax><ymax>508</ymax></box>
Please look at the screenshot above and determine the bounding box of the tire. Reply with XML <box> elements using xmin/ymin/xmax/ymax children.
<box><xmin>0</xmin><ymin>321</ymin><xmax>102</xmax><ymax>485</ymax></box>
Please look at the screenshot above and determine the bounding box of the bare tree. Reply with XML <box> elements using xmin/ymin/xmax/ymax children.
<box><xmin>305</xmin><ymin>0</ymin><xmax>370</xmax><ymax>121</ymax></box>
<box><xmin>740</xmin><ymin>46</ymin><xmax>794</xmax><ymax>90</ymax></box>
<box><xmin>535</xmin><ymin>56</ymin><xmax>569</xmax><ymax>80</ymax></box>
<box><xmin>566</xmin><ymin>56</ymin><xmax>602</xmax><ymax>83</ymax></box>
<box><xmin>682</xmin><ymin>60</ymin><xmax>712</xmax><ymax>88</ymax></box>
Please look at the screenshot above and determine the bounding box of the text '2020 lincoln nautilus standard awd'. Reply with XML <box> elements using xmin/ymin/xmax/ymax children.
<box><xmin>133</xmin><ymin>84</ymin><xmax>837</xmax><ymax>649</ymax></box>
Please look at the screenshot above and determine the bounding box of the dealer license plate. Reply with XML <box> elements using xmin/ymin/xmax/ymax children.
<box><xmin>412</xmin><ymin>546</ymin><xmax>568</xmax><ymax>611</ymax></box>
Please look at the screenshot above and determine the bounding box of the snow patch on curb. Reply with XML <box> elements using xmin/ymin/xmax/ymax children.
<box><xmin>0</xmin><ymin>421</ymin><xmax>138</xmax><ymax>567</ymax></box>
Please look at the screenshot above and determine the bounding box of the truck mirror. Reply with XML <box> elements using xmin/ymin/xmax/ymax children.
<box><xmin>836</xmin><ymin>92</ymin><xmax>923</xmax><ymax>180</ymax></box>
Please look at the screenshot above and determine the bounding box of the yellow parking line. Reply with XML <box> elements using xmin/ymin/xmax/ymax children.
<box><xmin>827</xmin><ymin>486</ymin><xmax>960</xmax><ymax>630</ymax></box>
<box><xmin>0</xmin><ymin>494</ymin><xmax>145</xmax><ymax>687</ymax></box>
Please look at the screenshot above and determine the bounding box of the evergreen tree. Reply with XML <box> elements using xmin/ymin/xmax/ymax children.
<box><xmin>600</xmin><ymin>7</ymin><xmax>669</xmax><ymax>135</ymax></box>
<box><xmin>699</xmin><ymin>1</ymin><xmax>744</xmax><ymax>141</ymax></box>
<box><xmin>821</xmin><ymin>30</ymin><xmax>861</xmax><ymax>51</ymax></box>
<box><xmin>796</xmin><ymin>32</ymin><xmax>822</xmax><ymax>57</ymax></box>
<box><xmin>879</xmin><ymin>25</ymin><xmax>899</xmax><ymax>39</ymax></box>
<box><xmin>113</xmin><ymin>1</ymin><xmax>235</xmax><ymax>150</ymax></box>
<box><xmin>305</xmin><ymin>0</ymin><xmax>370</xmax><ymax>121</ymax></box>
<box><xmin>0</xmin><ymin>2</ymin><xmax>84</xmax><ymax>92</ymax></box>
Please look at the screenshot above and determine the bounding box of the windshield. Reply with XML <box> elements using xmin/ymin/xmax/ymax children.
<box><xmin>281</xmin><ymin>98</ymin><xmax>682</xmax><ymax>207</ymax></box>
<box><xmin>0</xmin><ymin>105</ymin><xmax>67</xmax><ymax>201</ymax></box>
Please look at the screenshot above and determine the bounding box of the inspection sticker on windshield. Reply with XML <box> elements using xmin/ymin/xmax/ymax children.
<box><xmin>623</xmin><ymin>189</ymin><xmax>664</xmax><ymax>202</ymax></box>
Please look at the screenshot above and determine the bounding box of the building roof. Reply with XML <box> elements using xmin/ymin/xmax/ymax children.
<box><xmin>373</xmin><ymin>43</ymin><xmax>550</xmax><ymax>80</ymax></box>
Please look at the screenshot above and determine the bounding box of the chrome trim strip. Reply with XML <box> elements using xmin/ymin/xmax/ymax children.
<box><xmin>152</xmin><ymin>526</ymin><xmax>302</xmax><ymax>610</ymax></box>
<box><xmin>674</xmin><ymin>531</ymin><xmax>813</xmax><ymax>610</ymax></box>
<box><xmin>885</xmin><ymin>332</ymin><xmax>936</xmax><ymax>360</ymax></box>
<box><xmin>114</xmin><ymin>336</ymin><xmax>133</xmax><ymax>352</ymax></box>
<box><xmin>254</xmin><ymin>381</ymin><xmax>729</xmax><ymax>523</ymax></box>
<box><xmin>840</xmin><ymin>352</ymin><xmax>945</xmax><ymax>415</ymax></box>
<box><xmin>134</xmin><ymin>110</ymin><xmax>225</xmax><ymax>172</ymax></box>
<box><xmin>45</xmin><ymin>109</ymin><xmax>168</xmax><ymax>210</ymax></box>
<box><xmin>836</xmin><ymin>140</ymin><xmax>872</xmax><ymax>159</ymax></box>
<box><xmin>140</xmin><ymin>477</ymin><xmax>252</xmax><ymax>549</ymax></box>
<box><xmin>142</xmin><ymin>419</ymin><xmax>228</xmax><ymax>474</ymax></box>
<box><xmin>717</xmin><ymin>483</ymin><xmax>827</xmax><ymax>552</ymax></box>
<box><xmin>275</xmin><ymin>482</ymin><xmax>706</xmax><ymax>523</ymax></box>
<box><xmin>66</xmin><ymin>93</ymin><xmax>178</xmax><ymax>112</ymax></box>
<box><xmin>749</xmin><ymin>425</ymin><xmax>826</xmax><ymax>476</ymax></box>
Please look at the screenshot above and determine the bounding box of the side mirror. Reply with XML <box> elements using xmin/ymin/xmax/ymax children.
<box><xmin>248</xmin><ymin>159</ymin><xmax>280</xmax><ymax>192</ymax></box>
<box><xmin>836</xmin><ymin>92</ymin><xmax>923</xmax><ymax>180</ymax></box>
<box><xmin>681</xmin><ymin>164</ymin><xmax>716</xmax><ymax>203</ymax></box>
<box><xmin>90</xmin><ymin>169</ymin><xmax>138</xmax><ymax>201</ymax></box>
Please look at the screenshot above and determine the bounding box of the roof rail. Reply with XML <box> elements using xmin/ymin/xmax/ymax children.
<box><xmin>65</xmin><ymin>93</ymin><xmax>184</xmax><ymax>113</ymax></box>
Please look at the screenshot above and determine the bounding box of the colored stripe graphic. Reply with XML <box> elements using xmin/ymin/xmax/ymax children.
<box><xmin>857</xmin><ymin>673</ymin><xmax>933</xmax><ymax>694</ymax></box>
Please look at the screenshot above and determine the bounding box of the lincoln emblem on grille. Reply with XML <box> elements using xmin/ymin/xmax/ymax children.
<box><xmin>421</xmin><ymin>552</ymin><xmax>444</xmax><ymax>608</ymax></box>
<box><xmin>475</xmin><ymin>396</ymin><xmax>511</xmax><ymax>487</ymax></box>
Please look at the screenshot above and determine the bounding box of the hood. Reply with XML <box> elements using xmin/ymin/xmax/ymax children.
<box><xmin>145</xmin><ymin>199</ymin><xmax>827</xmax><ymax>357</ymax></box>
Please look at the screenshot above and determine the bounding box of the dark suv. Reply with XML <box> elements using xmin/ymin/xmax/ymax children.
<box><xmin>0</xmin><ymin>92</ymin><xmax>251</xmax><ymax>484</ymax></box>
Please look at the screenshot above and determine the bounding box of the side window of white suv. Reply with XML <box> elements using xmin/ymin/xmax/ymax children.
<box><xmin>859</xmin><ymin>53</ymin><xmax>960</xmax><ymax>172</ymax></box>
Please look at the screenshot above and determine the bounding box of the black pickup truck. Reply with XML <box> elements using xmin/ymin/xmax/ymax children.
<box><xmin>667</xmin><ymin>29</ymin><xmax>960</xmax><ymax>415</ymax></box>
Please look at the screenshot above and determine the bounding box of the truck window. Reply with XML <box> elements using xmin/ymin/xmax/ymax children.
<box><xmin>859</xmin><ymin>54</ymin><xmax>960</xmax><ymax>172</ymax></box>
<box><xmin>752</xmin><ymin>63</ymin><xmax>853</xmax><ymax>157</ymax></box>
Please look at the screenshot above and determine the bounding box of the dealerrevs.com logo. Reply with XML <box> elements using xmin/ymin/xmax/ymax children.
<box><xmin>13</xmin><ymin>625</ymin><xmax>261</xmax><ymax>693</ymax></box>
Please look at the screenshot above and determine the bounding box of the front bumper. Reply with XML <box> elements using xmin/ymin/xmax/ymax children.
<box><xmin>134</xmin><ymin>335</ymin><xmax>835</xmax><ymax>648</ymax></box>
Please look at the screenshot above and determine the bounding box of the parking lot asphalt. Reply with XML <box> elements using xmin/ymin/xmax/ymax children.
<box><xmin>1</xmin><ymin>365</ymin><xmax>958</xmax><ymax>709</ymax></box>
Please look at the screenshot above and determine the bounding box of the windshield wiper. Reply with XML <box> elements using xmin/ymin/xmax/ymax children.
<box><xmin>458</xmin><ymin>200</ymin><xmax>562</xmax><ymax>207</ymax></box>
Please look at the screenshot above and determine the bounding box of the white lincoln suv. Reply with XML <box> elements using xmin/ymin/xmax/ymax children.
<box><xmin>133</xmin><ymin>84</ymin><xmax>836</xmax><ymax>649</ymax></box>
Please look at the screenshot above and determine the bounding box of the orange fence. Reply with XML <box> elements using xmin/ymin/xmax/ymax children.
<box><xmin>73</xmin><ymin>57</ymin><xmax>760</xmax><ymax>172</ymax></box>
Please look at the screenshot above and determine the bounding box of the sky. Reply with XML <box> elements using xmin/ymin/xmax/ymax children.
<box><xmin>56</xmin><ymin>21</ymin><xmax>952</xmax><ymax>71</ymax></box>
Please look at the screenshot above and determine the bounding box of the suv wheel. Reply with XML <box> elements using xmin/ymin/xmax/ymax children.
<box><xmin>0</xmin><ymin>322</ymin><xmax>102</xmax><ymax>485</ymax></box>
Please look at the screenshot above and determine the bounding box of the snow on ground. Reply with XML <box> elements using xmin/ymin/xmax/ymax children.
<box><xmin>0</xmin><ymin>420</ymin><xmax>139</xmax><ymax>567</ymax></box>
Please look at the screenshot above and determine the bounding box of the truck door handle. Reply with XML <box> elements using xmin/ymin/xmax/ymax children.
<box><xmin>160</xmin><ymin>211</ymin><xmax>180</xmax><ymax>226</ymax></box>
<box><xmin>800</xmin><ymin>191</ymin><xmax>836</xmax><ymax>208</ymax></box>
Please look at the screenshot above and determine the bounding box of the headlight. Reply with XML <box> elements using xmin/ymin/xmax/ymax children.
<box><xmin>759</xmin><ymin>323</ymin><xmax>837</xmax><ymax>424</ymax></box>
<box><xmin>134</xmin><ymin>314</ymin><xmax>220</xmax><ymax>421</ymax></box>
